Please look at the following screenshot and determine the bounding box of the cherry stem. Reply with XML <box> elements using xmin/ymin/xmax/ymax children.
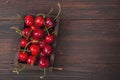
<box><xmin>36</xmin><ymin>13</ymin><xmax>46</xmax><ymax>18</ymax></box>
<box><xmin>26</xmin><ymin>29</ymin><xmax>32</xmax><ymax>40</ymax></box>
<box><xmin>10</xmin><ymin>26</ymin><xmax>27</xmax><ymax>38</ymax></box>
<box><xmin>43</xmin><ymin>68</ymin><xmax>46</xmax><ymax>80</ymax></box>
<box><xmin>23</xmin><ymin>41</ymin><xmax>32</xmax><ymax>52</ymax></box>
<box><xmin>44</xmin><ymin>23</ymin><xmax>50</xmax><ymax>35</ymax></box>
<box><xmin>46</xmin><ymin>8</ymin><xmax>53</xmax><ymax>17</ymax></box>
<box><xmin>40</xmin><ymin>68</ymin><xmax>47</xmax><ymax>80</ymax></box>
<box><xmin>10</xmin><ymin>26</ymin><xmax>21</xmax><ymax>34</ymax></box>
<box><xmin>18</xmin><ymin>64</ymin><xmax>26</xmax><ymax>72</ymax></box>
<box><xmin>19</xmin><ymin>49</ymin><xmax>30</xmax><ymax>52</ymax></box>
<box><xmin>54</xmin><ymin>3</ymin><xmax>61</xmax><ymax>21</ymax></box>
<box><xmin>13</xmin><ymin>63</ymin><xmax>27</xmax><ymax>74</ymax></box>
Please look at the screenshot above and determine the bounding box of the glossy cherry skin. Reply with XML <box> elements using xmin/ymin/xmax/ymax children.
<box><xmin>43</xmin><ymin>44</ymin><xmax>53</xmax><ymax>56</ymax></box>
<box><xmin>45</xmin><ymin>17</ymin><xmax>55</xmax><ymax>28</ymax></box>
<box><xmin>18</xmin><ymin>51</ymin><xmax>28</xmax><ymax>62</ymax></box>
<box><xmin>21</xmin><ymin>28</ymin><xmax>31</xmax><ymax>37</ymax></box>
<box><xmin>32</xmin><ymin>29</ymin><xmax>44</xmax><ymax>39</ymax></box>
<box><xmin>45</xmin><ymin>34</ymin><xmax>55</xmax><ymax>44</ymax></box>
<box><xmin>39</xmin><ymin>40</ymin><xmax>47</xmax><ymax>48</ymax></box>
<box><xmin>35</xmin><ymin>16</ymin><xmax>44</xmax><ymax>28</ymax></box>
<box><xmin>38</xmin><ymin>57</ymin><xmax>50</xmax><ymax>68</ymax></box>
<box><xmin>20</xmin><ymin>38</ymin><xmax>29</xmax><ymax>48</ymax></box>
<box><xmin>27</xmin><ymin>56</ymin><xmax>36</xmax><ymax>65</ymax></box>
<box><xmin>30</xmin><ymin>44</ymin><xmax>40</xmax><ymax>55</ymax></box>
<box><xmin>24</xmin><ymin>15</ymin><xmax>34</xmax><ymax>27</ymax></box>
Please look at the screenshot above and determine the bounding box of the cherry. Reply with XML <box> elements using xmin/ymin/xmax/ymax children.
<box><xmin>20</xmin><ymin>38</ymin><xmax>29</xmax><ymax>48</ymax></box>
<box><xmin>24</xmin><ymin>15</ymin><xmax>34</xmax><ymax>27</ymax></box>
<box><xmin>27</xmin><ymin>56</ymin><xmax>36</xmax><ymax>65</ymax></box>
<box><xmin>35</xmin><ymin>16</ymin><xmax>44</xmax><ymax>28</ymax></box>
<box><xmin>39</xmin><ymin>40</ymin><xmax>47</xmax><ymax>48</ymax></box>
<box><xmin>43</xmin><ymin>44</ymin><xmax>53</xmax><ymax>56</ymax></box>
<box><xmin>45</xmin><ymin>34</ymin><xmax>55</xmax><ymax>44</ymax></box>
<box><xmin>18</xmin><ymin>51</ymin><xmax>28</xmax><ymax>62</ymax></box>
<box><xmin>30</xmin><ymin>44</ymin><xmax>40</xmax><ymax>55</ymax></box>
<box><xmin>32</xmin><ymin>29</ymin><xmax>44</xmax><ymax>39</ymax></box>
<box><xmin>45</xmin><ymin>17</ymin><xmax>55</xmax><ymax>28</ymax></box>
<box><xmin>38</xmin><ymin>57</ymin><xmax>50</xmax><ymax>68</ymax></box>
<box><xmin>21</xmin><ymin>28</ymin><xmax>31</xmax><ymax>38</ymax></box>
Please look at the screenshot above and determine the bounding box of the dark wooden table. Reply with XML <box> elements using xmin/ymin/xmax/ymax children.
<box><xmin>0</xmin><ymin>0</ymin><xmax>120</xmax><ymax>80</ymax></box>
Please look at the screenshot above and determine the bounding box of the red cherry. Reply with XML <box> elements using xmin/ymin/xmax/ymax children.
<box><xmin>30</xmin><ymin>44</ymin><xmax>40</xmax><ymax>55</ymax></box>
<box><xmin>27</xmin><ymin>56</ymin><xmax>36</xmax><ymax>65</ymax></box>
<box><xmin>25</xmin><ymin>15</ymin><xmax>33</xmax><ymax>20</ymax></box>
<box><xmin>43</xmin><ymin>44</ymin><xmax>53</xmax><ymax>56</ymax></box>
<box><xmin>20</xmin><ymin>38</ymin><xmax>29</xmax><ymax>48</ymax></box>
<box><xmin>18</xmin><ymin>51</ymin><xmax>28</xmax><ymax>62</ymax></box>
<box><xmin>24</xmin><ymin>15</ymin><xmax>34</xmax><ymax>27</ymax></box>
<box><xmin>21</xmin><ymin>28</ymin><xmax>31</xmax><ymax>37</ymax></box>
<box><xmin>45</xmin><ymin>34</ymin><xmax>55</xmax><ymax>44</ymax></box>
<box><xmin>32</xmin><ymin>29</ymin><xmax>44</xmax><ymax>39</ymax></box>
<box><xmin>45</xmin><ymin>17</ymin><xmax>55</xmax><ymax>28</ymax></box>
<box><xmin>35</xmin><ymin>16</ymin><xmax>44</xmax><ymax>28</ymax></box>
<box><xmin>39</xmin><ymin>40</ymin><xmax>47</xmax><ymax>48</ymax></box>
<box><xmin>38</xmin><ymin>57</ymin><xmax>50</xmax><ymax>68</ymax></box>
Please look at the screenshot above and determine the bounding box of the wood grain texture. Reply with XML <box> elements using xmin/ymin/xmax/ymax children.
<box><xmin>0</xmin><ymin>0</ymin><xmax>120</xmax><ymax>80</ymax></box>
<box><xmin>0</xmin><ymin>0</ymin><xmax>119</xmax><ymax>20</ymax></box>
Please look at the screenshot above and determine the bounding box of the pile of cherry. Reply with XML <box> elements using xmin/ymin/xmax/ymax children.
<box><xmin>11</xmin><ymin>3</ymin><xmax>61</xmax><ymax>80</ymax></box>
<box><xmin>18</xmin><ymin>15</ymin><xmax>56</xmax><ymax>68</ymax></box>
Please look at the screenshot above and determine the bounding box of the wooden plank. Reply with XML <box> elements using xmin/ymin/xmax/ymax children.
<box><xmin>0</xmin><ymin>20</ymin><xmax>120</xmax><ymax>69</ymax></box>
<box><xmin>54</xmin><ymin>20</ymin><xmax>120</xmax><ymax>65</ymax></box>
<box><xmin>0</xmin><ymin>0</ymin><xmax>119</xmax><ymax>20</ymax></box>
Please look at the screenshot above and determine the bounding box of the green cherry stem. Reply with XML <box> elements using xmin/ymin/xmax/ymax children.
<box><xmin>10</xmin><ymin>26</ymin><xmax>27</xmax><ymax>38</ymax></box>
<box><xmin>44</xmin><ymin>23</ymin><xmax>50</xmax><ymax>35</ymax></box>
<box><xmin>46</xmin><ymin>8</ymin><xmax>54</xmax><ymax>17</ymax></box>
<box><xmin>16</xmin><ymin>14</ymin><xmax>24</xmax><ymax>22</ymax></box>
<box><xmin>13</xmin><ymin>63</ymin><xmax>27</xmax><ymax>74</ymax></box>
<box><xmin>40</xmin><ymin>68</ymin><xmax>47</xmax><ymax>80</ymax></box>
<box><xmin>54</xmin><ymin>3</ymin><xmax>61</xmax><ymax>21</ymax></box>
<box><xmin>10</xmin><ymin>26</ymin><xmax>21</xmax><ymax>34</ymax></box>
<box><xmin>26</xmin><ymin>29</ymin><xmax>32</xmax><ymax>40</ymax></box>
<box><xmin>23</xmin><ymin>41</ymin><xmax>32</xmax><ymax>53</ymax></box>
<box><xmin>18</xmin><ymin>64</ymin><xmax>27</xmax><ymax>72</ymax></box>
<box><xmin>43</xmin><ymin>68</ymin><xmax>46</xmax><ymax>80</ymax></box>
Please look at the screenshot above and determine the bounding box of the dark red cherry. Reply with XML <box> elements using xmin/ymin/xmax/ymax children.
<box><xmin>38</xmin><ymin>57</ymin><xmax>50</xmax><ymax>68</ymax></box>
<box><xmin>27</xmin><ymin>56</ymin><xmax>36</xmax><ymax>65</ymax></box>
<box><xmin>45</xmin><ymin>34</ymin><xmax>55</xmax><ymax>44</ymax></box>
<box><xmin>24</xmin><ymin>15</ymin><xmax>34</xmax><ymax>27</ymax></box>
<box><xmin>20</xmin><ymin>38</ymin><xmax>29</xmax><ymax>48</ymax></box>
<box><xmin>32</xmin><ymin>29</ymin><xmax>44</xmax><ymax>39</ymax></box>
<box><xmin>21</xmin><ymin>28</ymin><xmax>31</xmax><ymax>37</ymax></box>
<box><xmin>30</xmin><ymin>44</ymin><xmax>40</xmax><ymax>55</ymax></box>
<box><xmin>45</xmin><ymin>17</ymin><xmax>55</xmax><ymax>28</ymax></box>
<box><xmin>18</xmin><ymin>51</ymin><xmax>28</xmax><ymax>62</ymax></box>
<box><xmin>35</xmin><ymin>16</ymin><xmax>44</xmax><ymax>28</ymax></box>
<box><xmin>39</xmin><ymin>40</ymin><xmax>47</xmax><ymax>48</ymax></box>
<box><xmin>43</xmin><ymin>44</ymin><xmax>53</xmax><ymax>56</ymax></box>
